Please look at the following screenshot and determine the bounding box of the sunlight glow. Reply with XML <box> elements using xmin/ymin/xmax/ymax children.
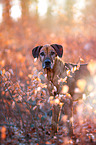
<box><xmin>74</xmin><ymin>0</ymin><xmax>86</xmax><ymax>21</ymax></box>
<box><xmin>10</xmin><ymin>0</ymin><xmax>21</xmax><ymax>21</ymax></box>
<box><xmin>38</xmin><ymin>0</ymin><xmax>48</xmax><ymax>16</ymax></box>
<box><xmin>74</xmin><ymin>0</ymin><xmax>86</xmax><ymax>10</ymax></box>
<box><xmin>0</xmin><ymin>0</ymin><xmax>88</xmax><ymax>22</ymax></box>
<box><xmin>0</xmin><ymin>4</ymin><xmax>3</xmax><ymax>23</ymax></box>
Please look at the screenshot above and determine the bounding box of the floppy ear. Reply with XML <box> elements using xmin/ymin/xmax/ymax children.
<box><xmin>32</xmin><ymin>45</ymin><xmax>43</xmax><ymax>58</ymax></box>
<box><xmin>51</xmin><ymin>44</ymin><xmax>63</xmax><ymax>57</ymax></box>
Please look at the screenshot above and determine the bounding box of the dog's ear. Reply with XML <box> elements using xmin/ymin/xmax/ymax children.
<box><xmin>51</xmin><ymin>44</ymin><xmax>63</xmax><ymax>57</ymax></box>
<box><xmin>32</xmin><ymin>46</ymin><xmax>43</xmax><ymax>58</ymax></box>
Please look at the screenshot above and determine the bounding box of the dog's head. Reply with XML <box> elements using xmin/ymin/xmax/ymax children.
<box><xmin>32</xmin><ymin>44</ymin><xmax>63</xmax><ymax>69</ymax></box>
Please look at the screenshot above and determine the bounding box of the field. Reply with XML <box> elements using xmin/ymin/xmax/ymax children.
<box><xmin>0</xmin><ymin>1</ymin><xmax>96</xmax><ymax>144</ymax></box>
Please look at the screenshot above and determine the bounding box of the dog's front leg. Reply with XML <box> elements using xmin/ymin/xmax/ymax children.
<box><xmin>51</xmin><ymin>97</ymin><xmax>73</xmax><ymax>137</ymax></box>
<box><xmin>61</xmin><ymin>95</ymin><xmax>73</xmax><ymax>137</ymax></box>
<box><xmin>52</xmin><ymin>104</ymin><xmax>60</xmax><ymax>134</ymax></box>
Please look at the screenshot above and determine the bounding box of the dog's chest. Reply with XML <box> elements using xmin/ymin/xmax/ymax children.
<box><xmin>46</xmin><ymin>66</ymin><xmax>67</xmax><ymax>94</ymax></box>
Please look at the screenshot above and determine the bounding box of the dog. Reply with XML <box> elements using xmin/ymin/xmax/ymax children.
<box><xmin>32</xmin><ymin>44</ymin><xmax>91</xmax><ymax>137</ymax></box>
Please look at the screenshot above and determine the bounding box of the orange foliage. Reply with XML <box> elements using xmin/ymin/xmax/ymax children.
<box><xmin>0</xmin><ymin>5</ymin><xmax>96</xmax><ymax>144</ymax></box>
<box><xmin>1</xmin><ymin>127</ymin><xmax>6</xmax><ymax>140</ymax></box>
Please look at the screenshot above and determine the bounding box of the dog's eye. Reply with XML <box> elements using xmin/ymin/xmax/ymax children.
<box><xmin>40</xmin><ymin>52</ymin><xmax>45</xmax><ymax>56</ymax></box>
<box><xmin>51</xmin><ymin>51</ymin><xmax>55</xmax><ymax>55</ymax></box>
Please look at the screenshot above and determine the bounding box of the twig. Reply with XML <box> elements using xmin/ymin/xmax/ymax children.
<box><xmin>8</xmin><ymin>89</ymin><xmax>25</xmax><ymax>128</ymax></box>
<box><xmin>0</xmin><ymin>123</ymin><xmax>15</xmax><ymax>127</ymax></box>
<box><xmin>23</xmin><ymin>98</ymin><xmax>41</xmax><ymax>145</ymax></box>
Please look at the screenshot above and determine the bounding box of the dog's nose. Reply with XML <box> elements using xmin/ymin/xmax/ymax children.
<box><xmin>44</xmin><ymin>59</ymin><xmax>51</xmax><ymax>68</ymax></box>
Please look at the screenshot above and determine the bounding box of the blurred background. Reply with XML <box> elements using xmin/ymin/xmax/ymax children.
<box><xmin>0</xmin><ymin>0</ymin><xmax>96</xmax><ymax>78</ymax></box>
<box><xmin>0</xmin><ymin>0</ymin><xmax>96</xmax><ymax>61</ymax></box>
<box><xmin>0</xmin><ymin>1</ymin><xmax>96</xmax><ymax>144</ymax></box>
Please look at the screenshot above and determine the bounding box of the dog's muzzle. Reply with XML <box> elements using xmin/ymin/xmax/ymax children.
<box><xmin>43</xmin><ymin>59</ymin><xmax>51</xmax><ymax>69</ymax></box>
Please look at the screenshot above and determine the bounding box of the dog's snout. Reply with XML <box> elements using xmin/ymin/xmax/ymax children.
<box><xmin>43</xmin><ymin>59</ymin><xmax>51</xmax><ymax>69</ymax></box>
<box><xmin>45</xmin><ymin>59</ymin><xmax>51</xmax><ymax>65</ymax></box>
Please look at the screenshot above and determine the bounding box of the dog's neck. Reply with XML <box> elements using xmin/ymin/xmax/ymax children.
<box><xmin>44</xmin><ymin>68</ymin><xmax>54</xmax><ymax>82</ymax></box>
<box><xmin>42</xmin><ymin>57</ymin><xmax>68</xmax><ymax>95</ymax></box>
<box><xmin>43</xmin><ymin>57</ymin><xmax>66</xmax><ymax>82</ymax></box>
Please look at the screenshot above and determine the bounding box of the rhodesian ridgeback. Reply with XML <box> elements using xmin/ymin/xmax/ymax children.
<box><xmin>32</xmin><ymin>44</ymin><xmax>91</xmax><ymax>137</ymax></box>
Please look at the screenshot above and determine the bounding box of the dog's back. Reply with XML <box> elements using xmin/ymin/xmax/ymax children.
<box><xmin>46</xmin><ymin>57</ymin><xmax>92</xmax><ymax>98</ymax></box>
<box><xmin>66</xmin><ymin>63</ymin><xmax>91</xmax><ymax>97</ymax></box>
